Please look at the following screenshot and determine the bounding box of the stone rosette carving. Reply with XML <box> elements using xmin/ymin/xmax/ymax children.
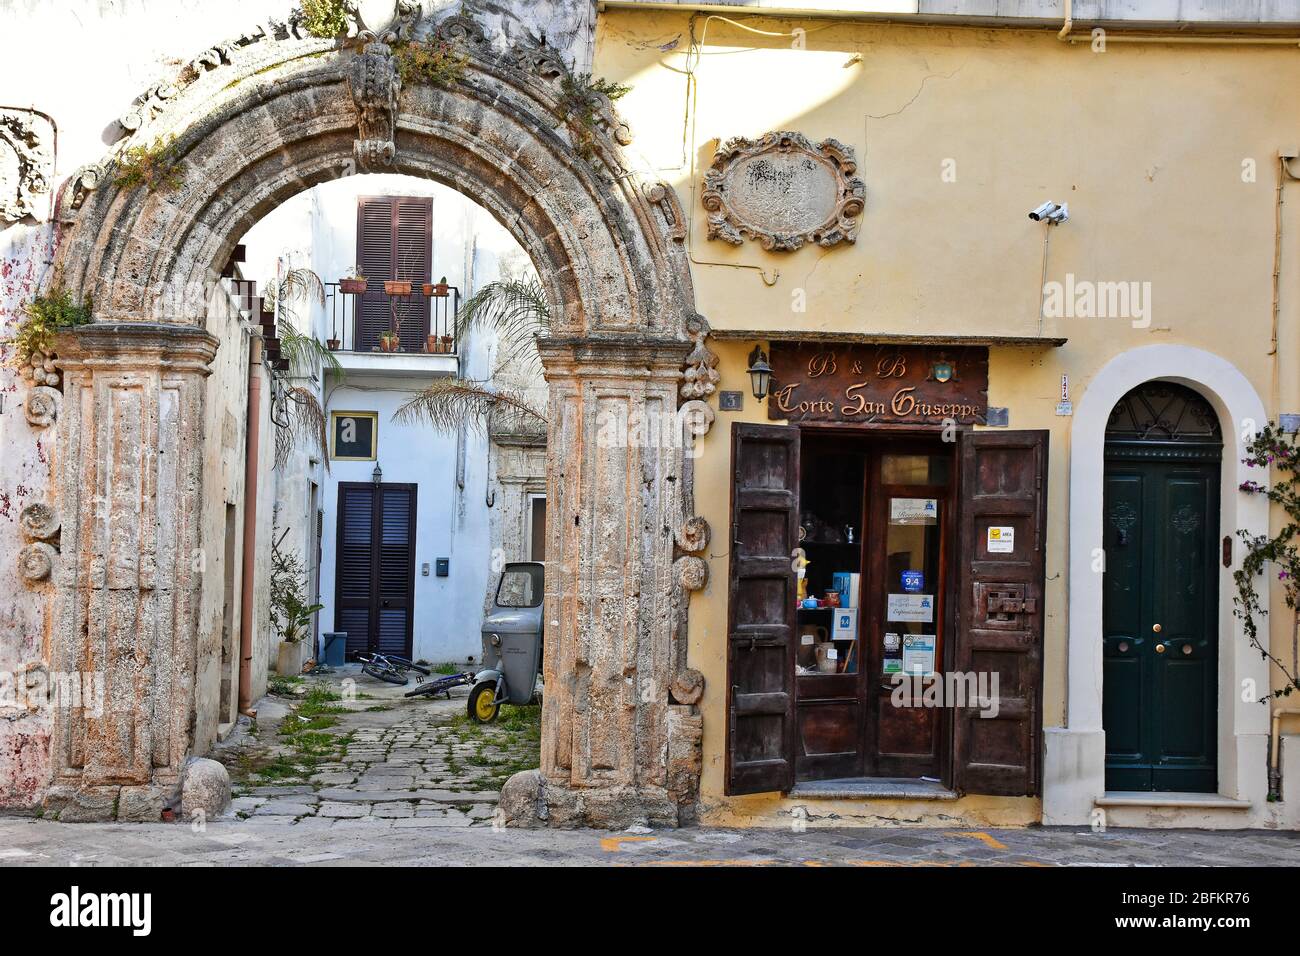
<box><xmin>0</xmin><ymin>109</ymin><xmax>55</xmax><ymax>223</ymax></box>
<box><xmin>702</xmin><ymin>131</ymin><xmax>865</xmax><ymax>251</ymax></box>
<box><xmin>25</xmin><ymin>385</ymin><xmax>61</xmax><ymax>428</ymax></box>
<box><xmin>19</xmin><ymin>542</ymin><xmax>57</xmax><ymax>583</ymax></box>
<box><xmin>18</xmin><ymin>501</ymin><xmax>59</xmax><ymax>587</ymax></box>
<box><xmin>675</xmin><ymin>515</ymin><xmax>711</xmax><ymax>554</ymax></box>
<box><xmin>19</xmin><ymin>501</ymin><xmax>60</xmax><ymax>541</ymax></box>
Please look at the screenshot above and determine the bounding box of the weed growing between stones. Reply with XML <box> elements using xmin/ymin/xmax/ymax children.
<box><xmin>114</xmin><ymin>136</ymin><xmax>184</xmax><ymax>193</ymax></box>
<box><xmin>298</xmin><ymin>0</ymin><xmax>348</xmax><ymax>39</ymax></box>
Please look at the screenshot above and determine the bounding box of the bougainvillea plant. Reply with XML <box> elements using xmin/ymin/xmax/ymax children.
<box><xmin>1235</xmin><ymin>421</ymin><xmax>1300</xmax><ymax>702</ymax></box>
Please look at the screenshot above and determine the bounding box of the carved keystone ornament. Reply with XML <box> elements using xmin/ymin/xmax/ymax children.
<box><xmin>702</xmin><ymin>131</ymin><xmax>865</xmax><ymax>252</ymax></box>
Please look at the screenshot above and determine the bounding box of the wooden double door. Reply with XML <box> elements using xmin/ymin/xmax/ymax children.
<box><xmin>725</xmin><ymin>423</ymin><xmax>1049</xmax><ymax>797</ymax></box>
<box><xmin>335</xmin><ymin>482</ymin><xmax>417</xmax><ymax>657</ymax></box>
<box><xmin>1103</xmin><ymin>456</ymin><xmax>1219</xmax><ymax>792</ymax></box>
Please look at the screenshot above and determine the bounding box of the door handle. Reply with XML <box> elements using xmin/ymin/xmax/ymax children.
<box><xmin>1155</xmin><ymin>643</ymin><xmax>1166</xmax><ymax>654</ymax></box>
<box><xmin>1152</xmin><ymin>623</ymin><xmax>1162</xmax><ymax>633</ymax></box>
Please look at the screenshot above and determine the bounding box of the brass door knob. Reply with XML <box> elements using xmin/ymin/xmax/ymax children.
<box><xmin>1152</xmin><ymin>623</ymin><xmax>1162</xmax><ymax>633</ymax></box>
<box><xmin>1155</xmin><ymin>643</ymin><xmax>1166</xmax><ymax>654</ymax></box>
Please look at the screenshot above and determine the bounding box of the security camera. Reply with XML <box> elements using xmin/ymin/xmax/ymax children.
<box><xmin>1029</xmin><ymin>201</ymin><xmax>1069</xmax><ymax>224</ymax></box>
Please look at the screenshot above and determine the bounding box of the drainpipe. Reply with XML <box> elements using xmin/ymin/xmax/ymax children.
<box><xmin>1057</xmin><ymin>0</ymin><xmax>1073</xmax><ymax>41</ymax></box>
<box><xmin>237</xmin><ymin>334</ymin><xmax>264</xmax><ymax>716</ymax></box>
<box><xmin>1270</xmin><ymin>707</ymin><xmax>1300</xmax><ymax>800</ymax></box>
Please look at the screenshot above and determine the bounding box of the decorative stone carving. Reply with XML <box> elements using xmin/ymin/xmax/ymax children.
<box><xmin>0</xmin><ymin>108</ymin><xmax>55</xmax><ymax>223</ymax></box>
<box><xmin>643</xmin><ymin>181</ymin><xmax>686</xmax><ymax>242</ymax></box>
<box><xmin>25</xmin><ymin>385</ymin><xmax>61</xmax><ymax>428</ymax></box>
<box><xmin>670</xmin><ymin>668</ymin><xmax>705</xmax><ymax>706</ymax></box>
<box><xmin>49</xmin><ymin>13</ymin><xmax>698</xmax><ymax>827</ymax></box>
<box><xmin>56</xmin><ymin>163</ymin><xmax>105</xmax><ymax>223</ymax></box>
<box><xmin>675</xmin><ymin>554</ymin><xmax>708</xmax><ymax>592</ymax></box>
<box><xmin>18</xmin><ymin>543</ymin><xmax>56</xmax><ymax>583</ymax></box>
<box><xmin>119</xmin><ymin>80</ymin><xmax>182</xmax><ymax>134</ymax></box>
<box><xmin>348</xmin><ymin>37</ymin><xmax>402</xmax><ymax>169</ymax></box>
<box><xmin>680</xmin><ymin>315</ymin><xmax>719</xmax><ymax>401</ymax></box>
<box><xmin>679</xmin><ymin>398</ymin><xmax>714</xmax><ymax>447</ymax></box>
<box><xmin>675</xmin><ymin>515</ymin><xmax>710</xmax><ymax>554</ymax></box>
<box><xmin>702</xmin><ymin>131</ymin><xmax>865</xmax><ymax>251</ymax></box>
<box><xmin>18</xmin><ymin>501</ymin><xmax>60</xmax><ymax>541</ymax></box>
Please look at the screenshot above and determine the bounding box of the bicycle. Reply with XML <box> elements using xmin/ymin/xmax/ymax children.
<box><xmin>353</xmin><ymin>652</ymin><xmax>430</xmax><ymax>685</ymax></box>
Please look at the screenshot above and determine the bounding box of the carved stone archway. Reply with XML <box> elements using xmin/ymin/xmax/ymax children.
<box><xmin>43</xmin><ymin>9</ymin><xmax>709</xmax><ymax>825</ymax></box>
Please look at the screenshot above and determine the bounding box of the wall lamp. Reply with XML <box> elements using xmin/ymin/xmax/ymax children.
<box><xmin>747</xmin><ymin>346</ymin><xmax>773</xmax><ymax>401</ymax></box>
<box><xmin>371</xmin><ymin>462</ymin><xmax>383</xmax><ymax>484</ymax></box>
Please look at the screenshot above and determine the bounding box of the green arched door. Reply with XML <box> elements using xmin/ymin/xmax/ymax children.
<box><xmin>1102</xmin><ymin>382</ymin><xmax>1221</xmax><ymax>793</ymax></box>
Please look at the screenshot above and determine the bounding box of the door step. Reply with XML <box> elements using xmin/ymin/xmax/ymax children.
<box><xmin>1096</xmin><ymin>791</ymin><xmax>1250</xmax><ymax>810</ymax></box>
<box><xmin>790</xmin><ymin>777</ymin><xmax>959</xmax><ymax>801</ymax></box>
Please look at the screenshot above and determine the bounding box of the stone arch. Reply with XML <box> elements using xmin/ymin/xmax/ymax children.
<box><xmin>54</xmin><ymin>14</ymin><xmax>692</xmax><ymax>336</ymax></box>
<box><xmin>40</xmin><ymin>11</ymin><xmax>706</xmax><ymax>824</ymax></box>
<box><xmin>1045</xmin><ymin>344</ymin><xmax>1271</xmax><ymax>826</ymax></box>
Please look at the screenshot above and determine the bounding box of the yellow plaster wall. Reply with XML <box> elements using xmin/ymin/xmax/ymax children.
<box><xmin>595</xmin><ymin>9</ymin><xmax>1300</xmax><ymax>822</ymax></box>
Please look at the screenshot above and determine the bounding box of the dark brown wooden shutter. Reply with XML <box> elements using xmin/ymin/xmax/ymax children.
<box><xmin>726</xmin><ymin>423</ymin><xmax>799</xmax><ymax>795</ymax></box>
<box><xmin>336</xmin><ymin>483</ymin><xmax>376</xmax><ymax>656</ymax></box>
<box><xmin>394</xmin><ymin>198</ymin><xmax>432</xmax><ymax>351</ymax></box>
<box><xmin>354</xmin><ymin>196</ymin><xmax>432</xmax><ymax>351</ymax></box>
<box><xmin>952</xmin><ymin>430</ymin><xmax>1049</xmax><ymax>796</ymax></box>
<box><xmin>334</xmin><ymin>482</ymin><xmax>417</xmax><ymax>657</ymax></box>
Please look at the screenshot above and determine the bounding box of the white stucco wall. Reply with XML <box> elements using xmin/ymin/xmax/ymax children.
<box><xmin>240</xmin><ymin>173</ymin><xmax>535</xmax><ymax>663</ymax></box>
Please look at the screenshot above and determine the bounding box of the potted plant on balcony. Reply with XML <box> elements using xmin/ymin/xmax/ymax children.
<box><xmin>423</xmin><ymin>275</ymin><xmax>450</xmax><ymax>297</ymax></box>
<box><xmin>380</xmin><ymin>330</ymin><xmax>401</xmax><ymax>352</ymax></box>
<box><xmin>440</xmin><ymin>333</ymin><xmax>453</xmax><ymax>353</ymax></box>
<box><xmin>384</xmin><ymin>278</ymin><xmax>412</xmax><ymax>296</ymax></box>
<box><xmin>339</xmin><ymin>266</ymin><xmax>367</xmax><ymax>295</ymax></box>
<box><xmin>425</xmin><ymin>332</ymin><xmax>440</xmax><ymax>353</ymax></box>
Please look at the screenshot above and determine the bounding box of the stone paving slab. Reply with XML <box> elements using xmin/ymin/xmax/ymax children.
<box><xmin>2</xmin><ymin>817</ymin><xmax>1297</xmax><ymax>866</ymax></box>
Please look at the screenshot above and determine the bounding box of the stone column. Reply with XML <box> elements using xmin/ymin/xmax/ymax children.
<box><xmin>43</xmin><ymin>323</ymin><xmax>218</xmax><ymax>822</ymax></box>
<box><xmin>501</xmin><ymin>336</ymin><xmax>696</xmax><ymax>828</ymax></box>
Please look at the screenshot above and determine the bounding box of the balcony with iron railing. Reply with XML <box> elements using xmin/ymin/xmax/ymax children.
<box><xmin>324</xmin><ymin>280</ymin><xmax>461</xmax><ymax>380</ymax></box>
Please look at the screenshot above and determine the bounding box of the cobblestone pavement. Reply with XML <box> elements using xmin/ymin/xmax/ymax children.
<box><xmin>211</xmin><ymin>666</ymin><xmax>540</xmax><ymax>828</ymax></box>
<box><xmin>4</xmin><ymin>667</ymin><xmax>1300</xmax><ymax>866</ymax></box>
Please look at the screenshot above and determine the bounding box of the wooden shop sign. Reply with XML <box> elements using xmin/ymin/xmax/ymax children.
<box><xmin>768</xmin><ymin>343</ymin><xmax>989</xmax><ymax>425</ymax></box>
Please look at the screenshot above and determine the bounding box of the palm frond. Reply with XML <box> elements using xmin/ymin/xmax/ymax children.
<box><xmin>273</xmin><ymin>384</ymin><xmax>330</xmax><ymax>471</ymax></box>
<box><xmin>279</xmin><ymin>317</ymin><xmax>343</xmax><ymax>380</ymax></box>
<box><xmin>394</xmin><ymin>378</ymin><xmax>547</xmax><ymax>437</ymax></box>
<box><xmin>458</xmin><ymin>278</ymin><xmax>550</xmax><ymax>378</ymax></box>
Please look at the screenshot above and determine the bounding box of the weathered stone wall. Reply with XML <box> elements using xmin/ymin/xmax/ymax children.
<box><xmin>3</xmin><ymin>0</ymin><xmax>697</xmax><ymax>822</ymax></box>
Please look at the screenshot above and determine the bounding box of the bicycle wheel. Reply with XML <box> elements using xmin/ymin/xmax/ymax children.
<box><xmin>363</xmin><ymin>662</ymin><xmax>408</xmax><ymax>685</ymax></box>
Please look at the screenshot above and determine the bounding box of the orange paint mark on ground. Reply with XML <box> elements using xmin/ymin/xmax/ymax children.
<box><xmin>946</xmin><ymin>830</ymin><xmax>1008</xmax><ymax>850</ymax></box>
<box><xmin>599</xmin><ymin>836</ymin><xmax>657</xmax><ymax>852</ymax></box>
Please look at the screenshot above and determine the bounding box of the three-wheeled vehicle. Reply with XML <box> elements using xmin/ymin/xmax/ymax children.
<box><xmin>404</xmin><ymin>561</ymin><xmax>543</xmax><ymax>722</ymax></box>
<box><xmin>467</xmin><ymin>561</ymin><xmax>544</xmax><ymax>722</ymax></box>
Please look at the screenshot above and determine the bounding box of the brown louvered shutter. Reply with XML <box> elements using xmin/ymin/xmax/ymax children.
<box><xmin>356</xmin><ymin>197</ymin><xmax>394</xmax><ymax>352</ymax></box>
<box><xmin>394</xmin><ymin>198</ymin><xmax>432</xmax><ymax>351</ymax></box>
<box><xmin>354</xmin><ymin>196</ymin><xmax>432</xmax><ymax>352</ymax></box>
<box><xmin>726</xmin><ymin>423</ymin><xmax>799</xmax><ymax>795</ymax></box>
<box><xmin>336</xmin><ymin>483</ymin><xmax>377</xmax><ymax>656</ymax></box>
<box><xmin>334</xmin><ymin>482</ymin><xmax>417</xmax><ymax>657</ymax></box>
<box><xmin>952</xmin><ymin>430</ymin><xmax>1049</xmax><ymax>796</ymax></box>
